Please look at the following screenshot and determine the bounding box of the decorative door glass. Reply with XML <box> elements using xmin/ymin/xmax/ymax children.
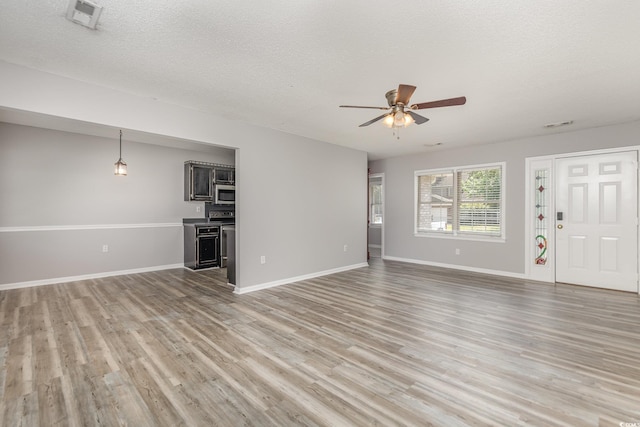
<box><xmin>534</xmin><ymin>169</ymin><xmax>549</xmax><ymax>265</ymax></box>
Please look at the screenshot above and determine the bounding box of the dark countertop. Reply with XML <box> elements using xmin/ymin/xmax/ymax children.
<box><xmin>182</xmin><ymin>218</ymin><xmax>234</xmax><ymax>226</ymax></box>
<box><xmin>183</xmin><ymin>218</ymin><xmax>221</xmax><ymax>226</ymax></box>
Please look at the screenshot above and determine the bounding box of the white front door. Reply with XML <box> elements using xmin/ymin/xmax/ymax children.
<box><xmin>555</xmin><ymin>151</ymin><xmax>638</xmax><ymax>292</ymax></box>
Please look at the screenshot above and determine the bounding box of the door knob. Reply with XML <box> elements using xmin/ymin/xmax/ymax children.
<box><xmin>557</xmin><ymin>224</ymin><xmax>563</xmax><ymax>229</ymax></box>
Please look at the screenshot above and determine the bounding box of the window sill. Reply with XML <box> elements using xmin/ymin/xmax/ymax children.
<box><xmin>414</xmin><ymin>232</ymin><xmax>505</xmax><ymax>243</ymax></box>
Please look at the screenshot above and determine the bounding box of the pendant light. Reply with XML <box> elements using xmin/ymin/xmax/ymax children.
<box><xmin>114</xmin><ymin>129</ymin><xmax>127</xmax><ymax>176</ymax></box>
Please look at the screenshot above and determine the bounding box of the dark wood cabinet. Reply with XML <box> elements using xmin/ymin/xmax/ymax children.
<box><xmin>184</xmin><ymin>162</ymin><xmax>213</xmax><ymax>201</ymax></box>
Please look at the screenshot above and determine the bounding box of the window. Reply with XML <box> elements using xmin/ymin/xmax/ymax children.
<box><xmin>417</xmin><ymin>172</ymin><xmax>454</xmax><ymax>231</ymax></box>
<box><xmin>415</xmin><ymin>163</ymin><xmax>504</xmax><ymax>238</ymax></box>
<box><xmin>369</xmin><ymin>178</ymin><xmax>383</xmax><ymax>225</ymax></box>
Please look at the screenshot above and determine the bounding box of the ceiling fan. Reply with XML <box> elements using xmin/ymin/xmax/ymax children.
<box><xmin>340</xmin><ymin>84</ymin><xmax>466</xmax><ymax>129</ymax></box>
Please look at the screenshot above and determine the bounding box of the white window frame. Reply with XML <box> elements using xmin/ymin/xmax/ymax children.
<box><xmin>369</xmin><ymin>178</ymin><xmax>383</xmax><ymax>226</ymax></box>
<box><xmin>414</xmin><ymin>162</ymin><xmax>506</xmax><ymax>241</ymax></box>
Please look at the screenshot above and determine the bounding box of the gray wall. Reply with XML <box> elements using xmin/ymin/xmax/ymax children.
<box><xmin>236</xmin><ymin>130</ymin><xmax>367</xmax><ymax>287</ymax></box>
<box><xmin>0</xmin><ymin>123</ymin><xmax>233</xmax><ymax>284</ymax></box>
<box><xmin>0</xmin><ymin>61</ymin><xmax>368</xmax><ymax>290</ymax></box>
<box><xmin>369</xmin><ymin>120</ymin><xmax>640</xmax><ymax>275</ymax></box>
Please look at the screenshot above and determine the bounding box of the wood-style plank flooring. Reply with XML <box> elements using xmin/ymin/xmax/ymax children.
<box><xmin>1</xmin><ymin>258</ymin><xmax>639</xmax><ymax>426</ymax></box>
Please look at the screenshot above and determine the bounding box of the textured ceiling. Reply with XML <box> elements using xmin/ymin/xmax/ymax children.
<box><xmin>1</xmin><ymin>1</ymin><xmax>640</xmax><ymax>159</ymax></box>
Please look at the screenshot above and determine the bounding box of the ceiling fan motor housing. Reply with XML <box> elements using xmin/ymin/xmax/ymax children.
<box><xmin>385</xmin><ymin>89</ymin><xmax>398</xmax><ymax>107</ymax></box>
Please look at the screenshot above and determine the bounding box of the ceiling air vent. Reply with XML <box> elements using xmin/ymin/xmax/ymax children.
<box><xmin>66</xmin><ymin>0</ymin><xmax>103</xmax><ymax>29</ymax></box>
<box><xmin>543</xmin><ymin>120</ymin><xmax>574</xmax><ymax>129</ymax></box>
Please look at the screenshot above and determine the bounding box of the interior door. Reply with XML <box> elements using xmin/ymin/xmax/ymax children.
<box><xmin>555</xmin><ymin>151</ymin><xmax>638</xmax><ymax>292</ymax></box>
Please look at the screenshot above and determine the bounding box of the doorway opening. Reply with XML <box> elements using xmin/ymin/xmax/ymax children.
<box><xmin>368</xmin><ymin>173</ymin><xmax>384</xmax><ymax>259</ymax></box>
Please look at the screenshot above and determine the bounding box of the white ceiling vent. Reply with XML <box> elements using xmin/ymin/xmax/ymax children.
<box><xmin>66</xmin><ymin>0</ymin><xmax>103</xmax><ymax>29</ymax></box>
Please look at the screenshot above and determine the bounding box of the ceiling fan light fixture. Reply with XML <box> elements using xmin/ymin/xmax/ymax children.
<box><xmin>384</xmin><ymin>111</ymin><xmax>413</xmax><ymax>128</ymax></box>
<box><xmin>403</xmin><ymin>112</ymin><xmax>414</xmax><ymax>127</ymax></box>
<box><xmin>393</xmin><ymin>111</ymin><xmax>405</xmax><ymax>127</ymax></box>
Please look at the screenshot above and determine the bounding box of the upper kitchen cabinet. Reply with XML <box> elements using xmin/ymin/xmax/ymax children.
<box><xmin>184</xmin><ymin>161</ymin><xmax>236</xmax><ymax>202</ymax></box>
<box><xmin>184</xmin><ymin>161</ymin><xmax>213</xmax><ymax>201</ymax></box>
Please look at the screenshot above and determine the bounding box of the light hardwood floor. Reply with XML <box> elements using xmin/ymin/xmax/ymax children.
<box><xmin>1</xmin><ymin>258</ymin><xmax>639</xmax><ymax>426</ymax></box>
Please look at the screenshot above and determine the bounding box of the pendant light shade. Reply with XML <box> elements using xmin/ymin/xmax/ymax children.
<box><xmin>114</xmin><ymin>130</ymin><xmax>127</xmax><ymax>176</ymax></box>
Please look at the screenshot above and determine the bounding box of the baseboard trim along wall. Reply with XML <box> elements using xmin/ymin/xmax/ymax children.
<box><xmin>233</xmin><ymin>262</ymin><xmax>370</xmax><ymax>295</ymax></box>
<box><xmin>382</xmin><ymin>256</ymin><xmax>526</xmax><ymax>280</ymax></box>
<box><xmin>0</xmin><ymin>263</ymin><xmax>184</xmax><ymax>291</ymax></box>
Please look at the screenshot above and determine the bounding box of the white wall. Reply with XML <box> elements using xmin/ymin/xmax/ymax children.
<box><xmin>369</xmin><ymin>120</ymin><xmax>640</xmax><ymax>276</ymax></box>
<box><xmin>0</xmin><ymin>60</ymin><xmax>368</xmax><ymax>290</ymax></box>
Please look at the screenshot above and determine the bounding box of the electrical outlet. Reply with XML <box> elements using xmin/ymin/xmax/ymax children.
<box><xmin>343</xmin><ymin>244</ymin><xmax>348</xmax><ymax>252</ymax></box>
<box><xmin>102</xmin><ymin>244</ymin><xmax>109</xmax><ymax>253</ymax></box>
<box><xmin>260</xmin><ymin>255</ymin><xmax>266</xmax><ymax>264</ymax></box>
<box><xmin>455</xmin><ymin>248</ymin><xmax>461</xmax><ymax>255</ymax></box>
<box><xmin>196</xmin><ymin>206</ymin><xmax>201</xmax><ymax>213</ymax></box>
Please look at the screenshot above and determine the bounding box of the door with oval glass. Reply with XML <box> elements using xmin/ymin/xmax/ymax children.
<box><xmin>555</xmin><ymin>151</ymin><xmax>638</xmax><ymax>292</ymax></box>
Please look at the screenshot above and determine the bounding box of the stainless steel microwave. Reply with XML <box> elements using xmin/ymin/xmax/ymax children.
<box><xmin>214</xmin><ymin>168</ymin><xmax>234</xmax><ymax>185</ymax></box>
<box><xmin>214</xmin><ymin>184</ymin><xmax>235</xmax><ymax>205</ymax></box>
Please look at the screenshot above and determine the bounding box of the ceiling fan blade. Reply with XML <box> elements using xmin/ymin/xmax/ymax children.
<box><xmin>339</xmin><ymin>105</ymin><xmax>389</xmax><ymax>110</ymax></box>
<box><xmin>411</xmin><ymin>96</ymin><xmax>467</xmax><ymax>110</ymax></box>
<box><xmin>406</xmin><ymin>111</ymin><xmax>430</xmax><ymax>125</ymax></box>
<box><xmin>359</xmin><ymin>113</ymin><xmax>389</xmax><ymax>127</ymax></box>
<box><xmin>396</xmin><ymin>84</ymin><xmax>417</xmax><ymax>105</ymax></box>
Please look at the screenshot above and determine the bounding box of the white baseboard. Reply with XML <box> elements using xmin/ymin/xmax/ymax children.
<box><xmin>382</xmin><ymin>256</ymin><xmax>525</xmax><ymax>280</ymax></box>
<box><xmin>233</xmin><ymin>262</ymin><xmax>370</xmax><ymax>295</ymax></box>
<box><xmin>0</xmin><ymin>263</ymin><xmax>184</xmax><ymax>291</ymax></box>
